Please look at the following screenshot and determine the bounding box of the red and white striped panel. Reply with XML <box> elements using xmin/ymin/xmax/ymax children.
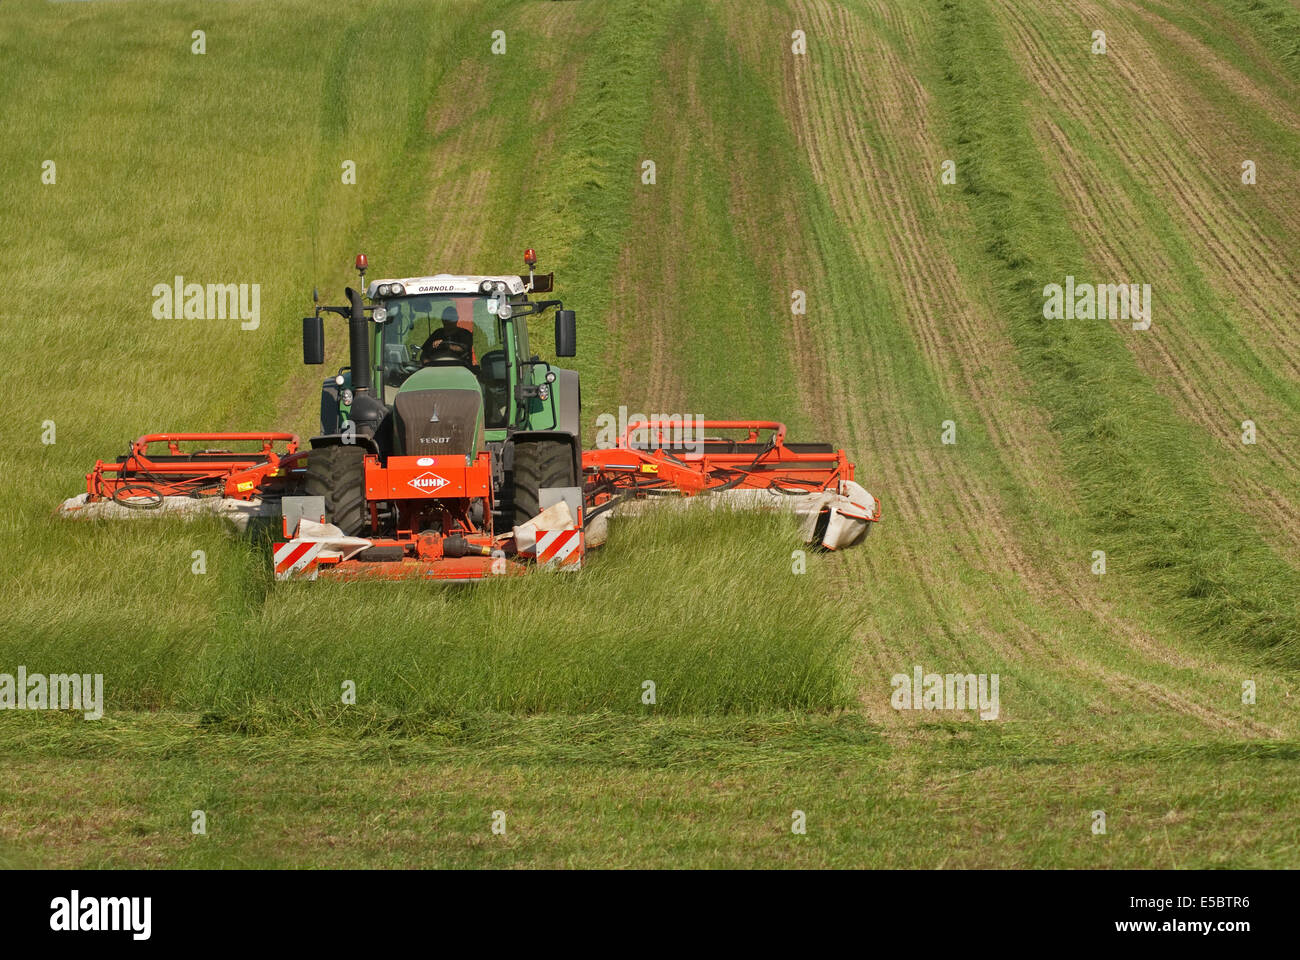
<box><xmin>534</xmin><ymin>529</ymin><xmax>582</xmax><ymax>570</ymax></box>
<box><xmin>273</xmin><ymin>540</ymin><xmax>323</xmax><ymax>580</ymax></box>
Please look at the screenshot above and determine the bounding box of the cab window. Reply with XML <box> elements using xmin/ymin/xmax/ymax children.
<box><xmin>380</xmin><ymin>295</ymin><xmax>509</xmax><ymax>428</ymax></box>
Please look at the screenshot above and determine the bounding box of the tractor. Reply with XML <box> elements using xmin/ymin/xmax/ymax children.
<box><xmin>294</xmin><ymin>250</ymin><xmax>583</xmax><ymax>576</ymax></box>
<box><xmin>65</xmin><ymin>250</ymin><xmax>882</xmax><ymax>580</ymax></box>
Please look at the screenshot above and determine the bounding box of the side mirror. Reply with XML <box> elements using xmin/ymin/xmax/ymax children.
<box><xmin>303</xmin><ymin>316</ymin><xmax>324</xmax><ymax>365</ymax></box>
<box><xmin>555</xmin><ymin>309</ymin><xmax>576</xmax><ymax>357</ymax></box>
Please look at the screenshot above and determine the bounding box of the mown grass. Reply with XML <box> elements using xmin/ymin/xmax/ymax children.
<box><xmin>696</xmin><ymin>0</ymin><xmax>1247</xmax><ymax>733</ymax></box>
<box><xmin>2</xmin><ymin>711</ymin><xmax>1298</xmax><ymax>868</ymax></box>
<box><xmin>1218</xmin><ymin>0</ymin><xmax>1300</xmax><ymax>76</ymax></box>
<box><xmin>935</xmin><ymin>0</ymin><xmax>1300</xmax><ymax>663</ymax></box>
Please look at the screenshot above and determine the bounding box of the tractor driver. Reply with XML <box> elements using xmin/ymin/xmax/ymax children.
<box><xmin>420</xmin><ymin>306</ymin><xmax>475</xmax><ymax>367</ymax></box>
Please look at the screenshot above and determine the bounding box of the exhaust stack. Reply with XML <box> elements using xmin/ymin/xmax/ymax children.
<box><xmin>346</xmin><ymin>286</ymin><xmax>371</xmax><ymax>393</ymax></box>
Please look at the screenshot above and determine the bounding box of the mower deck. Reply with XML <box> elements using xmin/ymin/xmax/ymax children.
<box><xmin>65</xmin><ymin>420</ymin><xmax>879</xmax><ymax>580</ymax></box>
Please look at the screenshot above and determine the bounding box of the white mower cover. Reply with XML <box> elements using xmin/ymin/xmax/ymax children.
<box><xmin>274</xmin><ymin>518</ymin><xmax>372</xmax><ymax>581</ymax></box>
<box><xmin>512</xmin><ymin>501</ymin><xmax>583</xmax><ymax>569</ymax></box>
<box><xmin>791</xmin><ymin>479</ymin><xmax>878</xmax><ymax>550</ymax></box>
<box><xmin>57</xmin><ymin>493</ymin><xmax>279</xmax><ymax>531</ymax></box>
<box><xmin>583</xmin><ymin>479</ymin><xmax>879</xmax><ymax>550</ymax></box>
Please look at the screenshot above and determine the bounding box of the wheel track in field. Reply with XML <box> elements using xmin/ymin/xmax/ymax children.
<box><xmin>786</xmin><ymin>1</ymin><xmax>1099</xmax><ymax>648</ymax></box>
<box><xmin>576</xmin><ymin>0</ymin><xmax>1291</xmax><ymax>737</ymax></box>
<box><xmin>1089</xmin><ymin>0</ymin><xmax>1300</xmax><ymax>370</ymax></box>
<box><xmin>1242</xmin><ymin>480</ymin><xmax>1300</xmax><ymax>565</ymax></box>
<box><xmin>778</xmin><ymin>2</ymin><xmax>1042</xmax><ymax>698</ymax></box>
<box><xmin>1007</xmin><ymin>1</ymin><xmax>1300</xmax><ymax>464</ymax></box>
<box><xmin>773</xmin><ymin>0</ymin><xmax>1146</xmax><ymax>722</ymax></box>
<box><xmin>1183</xmin><ymin>0</ymin><xmax>1300</xmax><ymax>101</ymax></box>
<box><xmin>1120</xmin><ymin>0</ymin><xmax>1300</xmax><ymax>121</ymax></box>
<box><xmin>1039</xmin><ymin>115</ymin><xmax>1264</xmax><ymax>451</ymax></box>
<box><xmin>996</xmin><ymin>0</ymin><xmax>1300</xmax><ymax>552</ymax></box>
<box><xmin>606</xmin><ymin>55</ymin><xmax>693</xmax><ymax>417</ymax></box>
<box><xmin>1042</xmin><ymin>117</ymin><xmax>1300</xmax><ymax>554</ymax></box>
<box><xmin>630</xmin><ymin>9</ymin><xmax>916</xmax><ymax>714</ymax></box>
<box><xmin>778</xmin><ymin>0</ymin><xmax>1290</xmax><ymax>735</ymax></box>
<box><xmin>422</xmin><ymin>61</ymin><xmax>509</xmax><ymax>266</ymax></box>
<box><xmin>789</xmin><ymin>0</ymin><xmax>1067</xmax><ymax>526</ymax></box>
<box><xmin>1001</xmin><ymin>0</ymin><xmax>1300</xmax><ymax>379</ymax></box>
<box><xmin>422</xmin><ymin>1</ymin><xmax>587</xmax><ymax>267</ymax></box>
<box><xmin>1097</xmin><ymin>669</ymin><xmax>1281</xmax><ymax>737</ymax></box>
<box><xmin>922</xmin><ymin>0</ymin><xmax>1298</xmax><ymax>732</ymax></box>
<box><xmin>987</xmin><ymin>0</ymin><xmax>1296</xmax><ymax>732</ymax></box>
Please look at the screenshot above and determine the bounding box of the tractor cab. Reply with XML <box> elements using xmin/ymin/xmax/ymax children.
<box><xmin>373</xmin><ymin>283</ymin><xmax>519</xmax><ymax>427</ymax></box>
<box><xmin>302</xmin><ymin>255</ymin><xmax>578</xmax><ymax>450</ymax></box>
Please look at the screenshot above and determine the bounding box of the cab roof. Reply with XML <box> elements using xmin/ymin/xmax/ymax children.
<box><xmin>367</xmin><ymin>274</ymin><xmax>528</xmax><ymax>299</ymax></box>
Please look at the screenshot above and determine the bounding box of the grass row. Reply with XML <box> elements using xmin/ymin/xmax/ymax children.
<box><xmin>935</xmin><ymin>0</ymin><xmax>1300</xmax><ymax>663</ymax></box>
<box><xmin>1218</xmin><ymin>0</ymin><xmax>1300</xmax><ymax>77</ymax></box>
<box><xmin>2</xmin><ymin>710</ymin><xmax>1297</xmax><ymax>868</ymax></box>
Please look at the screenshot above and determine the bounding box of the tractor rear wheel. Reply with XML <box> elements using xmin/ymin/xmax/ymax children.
<box><xmin>304</xmin><ymin>444</ymin><xmax>368</xmax><ymax>536</ymax></box>
<box><xmin>512</xmin><ymin>439</ymin><xmax>576</xmax><ymax>529</ymax></box>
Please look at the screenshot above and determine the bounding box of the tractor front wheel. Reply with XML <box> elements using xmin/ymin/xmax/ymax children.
<box><xmin>304</xmin><ymin>444</ymin><xmax>368</xmax><ymax>536</ymax></box>
<box><xmin>512</xmin><ymin>439</ymin><xmax>576</xmax><ymax>529</ymax></box>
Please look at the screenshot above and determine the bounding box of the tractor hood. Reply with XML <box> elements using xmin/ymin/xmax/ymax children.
<box><xmin>392</xmin><ymin>364</ymin><xmax>484</xmax><ymax>458</ymax></box>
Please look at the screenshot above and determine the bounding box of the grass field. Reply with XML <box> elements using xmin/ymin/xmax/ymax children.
<box><xmin>1</xmin><ymin>0</ymin><xmax>1297</xmax><ymax>867</ymax></box>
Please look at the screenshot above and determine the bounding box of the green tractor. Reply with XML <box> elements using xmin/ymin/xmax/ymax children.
<box><xmin>67</xmin><ymin>249</ymin><xmax>881</xmax><ymax>580</ymax></box>
<box><xmin>301</xmin><ymin>251</ymin><xmax>581</xmax><ymax>552</ymax></box>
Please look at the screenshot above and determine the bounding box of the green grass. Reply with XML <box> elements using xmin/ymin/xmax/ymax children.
<box><xmin>936</xmin><ymin>0</ymin><xmax>1300</xmax><ymax>660</ymax></box>
<box><xmin>1</xmin><ymin>712</ymin><xmax>1296</xmax><ymax>868</ymax></box>
<box><xmin>2</xmin><ymin>508</ymin><xmax>855</xmax><ymax>718</ymax></box>
<box><xmin>1219</xmin><ymin>0</ymin><xmax>1300</xmax><ymax>76</ymax></box>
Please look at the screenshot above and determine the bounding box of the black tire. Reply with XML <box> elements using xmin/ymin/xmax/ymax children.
<box><xmin>512</xmin><ymin>439</ymin><xmax>576</xmax><ymax>529</ymax></box>
<box><xmin>304</xmin><ymin>444</ymin><xmax>368</xmax><ymax>536</ymax></box>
